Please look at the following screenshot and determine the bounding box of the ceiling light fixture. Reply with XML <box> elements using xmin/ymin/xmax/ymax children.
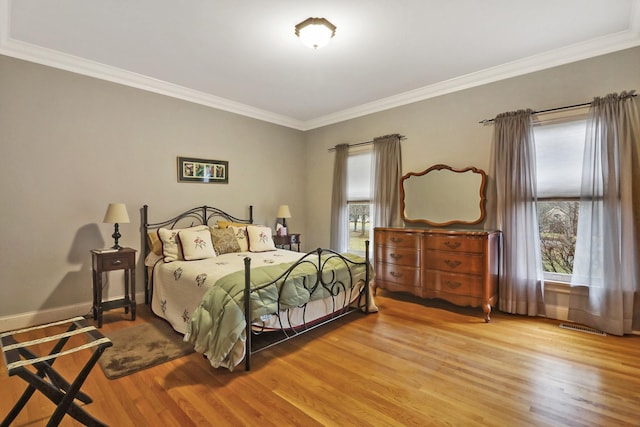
<box><xmin>295</xmin><ymin>17</ymin><xmax>336</xmax><ymax>49</ymax></box>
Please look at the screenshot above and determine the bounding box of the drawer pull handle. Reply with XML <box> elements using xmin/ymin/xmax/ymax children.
<box><xmin>445</xmin><ymin>280</ymin><xmax>461</xmax><ymax>289</ymax></box>
<box><xmin>112</xmin><ymin>260</ymin><xmax>122</xmax><ymax>265</ymax></box>
<box><xmin>444</xmin><ymin>260</ymin><xmax>461</xmax><ymax>268</ymax></box>
<box><xmin>390</xmin><ymin>253</ymin><xmax>403</xmax><ymax>259</ymax></box>
<box><xmin>390</xmin><ymin>237</ymin><xmax>403</xmax><ymax>243</ymax></box>
<box><xmin>390</xmin><ymin>271</ymin><xmax>403</xmax><ymax>278</ymax></box>
<box><xmin>444</xmin><ymin>241</ymin><xmax>461</xmax><ymax>249</ymax></box>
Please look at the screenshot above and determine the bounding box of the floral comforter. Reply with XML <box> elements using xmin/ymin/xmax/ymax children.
<box><xmin>184</xmin><ymin>252</ymin><xmax>370</xmax><ymax>370</ymax></box>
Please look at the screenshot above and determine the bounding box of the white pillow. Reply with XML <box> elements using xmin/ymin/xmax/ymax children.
<box><xmin>157</xmin><ymin>225</ymin><xmax>208</xmax><ymax>262</ymax></box>
<box><xmin>179</xmin><ymin>228</ymin><xmax>217</xmax><ymax>260</ymax></box>
<box><xmin>247</xmin><ymin>225</ymin><xmax>276</xmax><ymax>252</ymax></box>
<box><xmin>229</xmin><ymin>225</ymin><xmax>249</xmax><ymax>251</ymax></box>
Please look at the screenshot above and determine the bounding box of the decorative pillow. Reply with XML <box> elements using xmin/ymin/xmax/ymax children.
<box><xmin>158</xmin><ymin>225</ymin><xmax>208</xmax><ymax>262</ymax></box>
<box><xmin>144</xmin><ymin>251</ymin><xmax>163</xmax><ymax>267</ymax></box>
<box><xmin>147</xmin><ymin>231</ymin><xmax>163</xmax><ymax>256</ymax></box>
<box><xmin>229</xmin><ymin>225</ymin><xmax>249</xmax><ymax>251</ymax></box>
<box><xmin>247</xmin><ymin>225</ymin><xmax>276</xmax><ymax>252</ymax></box>
<box><xmin>217</xmin><ymin>220</ymin><xmax>250</xmax><ymax>229</ymax></box>
<box><xmin>179</xmin><ymin>228</ymin><xmax>216</xmax><ymax>261</ymax></box>
<box><xmin>210</xmin><ymin>227</ymin><xmax>242</xmax><ymax>255</ymax></box>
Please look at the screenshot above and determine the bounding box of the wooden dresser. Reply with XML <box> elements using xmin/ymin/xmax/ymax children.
<box><xmin>374</xmin><ymin>227</ymin><xmax>500</xmax><ymax>321</ymax></box>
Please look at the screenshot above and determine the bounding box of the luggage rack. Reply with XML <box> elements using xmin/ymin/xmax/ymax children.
<box><xmin>0</xmin><ymin>316</ymin><xmax>112</xmax><ymax>426</ymax></box>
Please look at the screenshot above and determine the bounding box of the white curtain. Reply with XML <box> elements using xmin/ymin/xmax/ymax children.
<box><xmin>569</xmin><ymin>91</ymin><xmax>640</xmax><ymax>335</ymax></box>
<box><xmin>492</xmin><ymin>110</ymin><xmax>545</xmax><ymax>316</ymax></box>
<box><xmin>330</xmin><ymin>144</ymin><xmax>349</xmax><ymax>252</ymax></box>
<box><xmin>371</xmin><ymin>134</ymin><xmax>403</xmax><ymax>228</ymax></box>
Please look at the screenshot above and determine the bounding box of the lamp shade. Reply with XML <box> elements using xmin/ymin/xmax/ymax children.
<box><xmin>103</xmin><ymin>203</ymin><xmax>130</xmax><ymax>224</ymax></box>
<box><xmin>277</xmin><ymin>205</ymin><xmax>292</xmax><ymax>219</ymax></box>
<box><xmin>295</xmin><ymin>17</ymin><xmax>336</xmax><ymax>49</ymax></box>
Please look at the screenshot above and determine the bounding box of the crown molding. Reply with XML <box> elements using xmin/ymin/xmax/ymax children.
<box><xmin>303</xmin><ymin>28</ymin><xmax>640</xmax><ymax>130</ymax></box>
<box><xmin>0</xmin><ymin>1</ymin><xmax>304</xmax><ymax>129</ymax></box>
<box><xmin>2</xmin><ymin>0</ymin><xmax>639</xmax><ymax>132</ymax></box>
<box><xmin>0</xmin><ymin>40</ymin><xmax>306</xmax><ymax>130</ymax></box>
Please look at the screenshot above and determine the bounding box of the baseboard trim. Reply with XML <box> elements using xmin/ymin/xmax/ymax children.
<box><xmin>0</xmin><ymin>291</ymin><xmax>145</xmax><ymax>332</ymax></box>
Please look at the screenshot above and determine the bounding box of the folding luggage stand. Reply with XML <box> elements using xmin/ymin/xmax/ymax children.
<box><xmin>0</xmin><ymin>316</ymin><xmax>112</xmax><ymax>426</ymax></box>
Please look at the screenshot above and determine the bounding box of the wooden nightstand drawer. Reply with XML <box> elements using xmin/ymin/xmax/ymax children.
<box><xmin>272</xmin><ymin>234</ymin><xmax>301</xmax><ymax>251</ymax></box>
<box><xmin>99</xmin><ymin>252</ymin><xmax>134</xmax><ymax>271</ymax></box>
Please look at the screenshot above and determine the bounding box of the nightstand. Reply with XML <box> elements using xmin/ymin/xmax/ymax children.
<box><xmin>91</xmin><ymin>247</ymin><xmax>137</xmax><ymax>328</ymax></box>
<box><xmin>272</xmin><ymin>234</ymin><xmax>301</xmax><ymax>252</ymax></box>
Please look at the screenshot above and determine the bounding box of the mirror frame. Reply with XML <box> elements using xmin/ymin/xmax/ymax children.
<box><xmin>400</xmin><ymin>164</ymin><xmax>487</xmax><ymax>227</ymax></box>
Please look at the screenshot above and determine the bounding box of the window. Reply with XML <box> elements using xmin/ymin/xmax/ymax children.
<box><xmin>347</xmin><ymin>149</ymin><xmax>372</xmax><ymax>255</ymax></box>
<box><xmin>534</xmin><ymin>118</ymin><xmax>587</xmax><ymax>282</ymax></box>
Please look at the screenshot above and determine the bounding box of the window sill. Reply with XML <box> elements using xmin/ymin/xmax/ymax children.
<box><xmin>544</xmin><ymin>280</ymin><xmax>589</xmax><ymax>296</ymax></box>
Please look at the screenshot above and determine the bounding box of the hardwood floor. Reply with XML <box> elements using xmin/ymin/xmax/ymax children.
<box><xmin>2</xmin><ymin>292</ymin><xmax>640</xmax><ymax>426</ymax></box>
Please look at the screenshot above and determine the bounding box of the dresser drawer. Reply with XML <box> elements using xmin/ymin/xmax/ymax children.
<box><xmin>424</xmin><ymin>271</ymin><xmax>485</xmax><ymax>298</ymax></box>
<box><xmin>376</xmin><ymin>264</ymin><xmax>421</xmax><ymax>288</ymax></box>
<box><xmin>99</xmin><ymin>252</ymin><xmax>135</xmax><ymax>271</ymax></box>
<box><xmin>425</xmin><ymin>250</ymin><xmax>484</xmax><ymax>275</ymax></box>
<box><xmin>375</xmin><ymin>245</ymin><xmax>420</xmax><ymax>267</ymax></box>
<box><xmin>376</xmin><ymin>231</ymin><xmax>421</xmax><ymax>249</ymax></box>
<box><xmin>425</xmin><ymin>235</ymin><xmax>484</xmax><ymax>254</ymax></box>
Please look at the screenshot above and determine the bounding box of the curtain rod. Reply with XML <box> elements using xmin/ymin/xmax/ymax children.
<box><xmin>479</xmin><ymin>92</ymin><xmax>637</xmax><ymax>125</ymax></box>
<box><xmin>328</xmin><ymin>135</ymin><xmax>406</xmax><ymax>152</ymax></box>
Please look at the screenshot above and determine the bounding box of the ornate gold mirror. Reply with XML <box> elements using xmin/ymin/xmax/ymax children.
<box><xmin>400</xmin><ymin>164</ymin><xmax>487</xmax><ymax>226</ymax></box>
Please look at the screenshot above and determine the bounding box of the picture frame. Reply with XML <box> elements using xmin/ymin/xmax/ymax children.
<box><xmin>177</xmin><ymin>156</ymin><xmax>229</xmax><ymax>184</ymax></box>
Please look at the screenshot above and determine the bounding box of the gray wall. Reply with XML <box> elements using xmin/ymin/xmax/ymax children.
<box><xmin>0</xmin><ymin>55</ymin><xmax>305</xmax><ymax>328</ymax></box>
<box><xmin>1</xmin><ymin>46</ymin><xmax>639</xmax><ymax>329</ymax></box>
<box><xmin>303</xmin><ymin>47</ymin><xmax>640</xmax><ymax>249</ymax></box>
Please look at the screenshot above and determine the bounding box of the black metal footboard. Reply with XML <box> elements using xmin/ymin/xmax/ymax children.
<box><xmin>243</xmin><ymin>241</ymin><xmax>371</xmax><ymax>371</ymax></box>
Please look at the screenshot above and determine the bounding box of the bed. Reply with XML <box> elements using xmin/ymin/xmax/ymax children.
<box><xmin>142</xmin><ymin>204</ymin><xmax>375</xmax><ymax>371</ymax></box>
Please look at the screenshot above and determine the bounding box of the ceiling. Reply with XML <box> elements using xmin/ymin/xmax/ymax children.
<box><xmin>1</xmin><ymin>0</ymin><xmax>639</xmax><ymax>130</ymax></box>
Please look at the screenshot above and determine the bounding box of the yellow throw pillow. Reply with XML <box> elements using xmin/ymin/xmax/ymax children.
<box><xmin>216</xmin><ymin>220</ymin><xmax>250</xmax><ymax>229</ymax></box>
<box><xmin>147</xmin><ymin>231</ymin><xmax>163</xmax><ymax>256</ymax></box>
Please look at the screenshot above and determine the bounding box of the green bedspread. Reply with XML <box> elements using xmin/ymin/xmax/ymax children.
<box><xmin>185</xmin><ymin>253</ymin><xmax>369</xmax><ymax>370</ymax></box>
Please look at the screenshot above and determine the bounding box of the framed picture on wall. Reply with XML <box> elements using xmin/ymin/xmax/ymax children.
<box><xmin>177</xmin><ymin>156</ymin><xmax>229</xmax><ymax>184</ymax></box>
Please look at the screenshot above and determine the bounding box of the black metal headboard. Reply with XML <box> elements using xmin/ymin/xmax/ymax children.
<box><xmin>141</xmin><ymin>204</ymin><xmax>253</xmax><ymax>303</ymax></box>
<box><xmin>143</xmin><ymin>205</ymin><xmax>253</xmax><ymax>231</ymax></box>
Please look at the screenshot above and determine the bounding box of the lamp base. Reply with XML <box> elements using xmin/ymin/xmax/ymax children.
<box><xmin>111</xmin><ymin>223</ymin><xmax>122</xmax><ymax>250</ymax></box>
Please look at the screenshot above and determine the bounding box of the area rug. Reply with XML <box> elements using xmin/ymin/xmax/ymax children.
<box><xmin>98</xmin><ymin>318</ymin><xmax>194</xmax><ymax>379</ymax></box>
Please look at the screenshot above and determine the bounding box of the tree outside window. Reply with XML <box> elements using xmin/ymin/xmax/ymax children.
<box><xmin>348</xmin><ymin>203</ymin><xmax>370</xmax><ymax>253</ymax></box>
<box><xmin>537</xmin><ymin>200</ymin><xmax>578</xmax><ymax>275</ymax></box>
<box><xmin>534</xmin><ymin>118</ymin><xmax>587</xmax><ymax>281</ymax></box>
<box><xmin>347</xmin><ymin>149</ymin><xmax>372</xmax><ymax>255</ymax></box>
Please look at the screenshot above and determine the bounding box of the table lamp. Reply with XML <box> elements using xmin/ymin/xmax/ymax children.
<box><xmin>277</xmin><ymin>205</ymin><xmax>292</xmax><ymax>228</ymax></box>
<box><xmin>103</xmin><ymin>203</ymin><xmax>130</xmax><ymax>249</ymax></box>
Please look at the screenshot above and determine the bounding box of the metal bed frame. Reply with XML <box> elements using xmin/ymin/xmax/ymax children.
<box><xmin>142</xmin><ymin>205</ymin><xmax>371</xmax><ymax>371</ymax></box>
